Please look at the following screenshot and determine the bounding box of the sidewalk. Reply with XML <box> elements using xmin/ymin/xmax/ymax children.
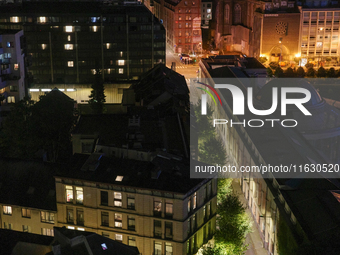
<box><xmin>232</xmin><ymin>180</ymin><xmax>268</xmax><ymax>255</ymax></box>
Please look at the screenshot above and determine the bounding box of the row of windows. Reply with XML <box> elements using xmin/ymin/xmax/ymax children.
<box><xmin>3</xmin><ymin>206</ymin><xmax>55</xmax><ymax>223</ymax></box>
<box><xmin>102</xmin><ymin>232</ymin><xmax>136</xmax><ymax>246</ymax></box>
<box><xmin>6</xmin><ymin>16</ymin><xmax>157</xmax><ymax>25</ymax></box>
<box><xmin>100</xmin><ymin>211</ymin><xmax>136</xmax><ymax>231</ymax></box>
<box><xmin>3</xmin><ymin>222</ymin><xmax>54</xmax><ymax>237</ymax></box>
<box><xmin>100</xmin><ymin>190</ymin><xmax>135</xmax><ymax>209</ymax></box>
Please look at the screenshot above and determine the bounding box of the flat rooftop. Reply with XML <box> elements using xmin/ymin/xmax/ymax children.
<box><xmin>57</xmin><ymin>153</ymin><xmax>209</xmax><ymax>194</ymax></box>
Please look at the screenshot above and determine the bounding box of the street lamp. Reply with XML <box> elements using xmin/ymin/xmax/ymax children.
<box><xmin>198</xmin><ymin>42</ymin><xmax>202</xmax><ymax>57</ymax></box>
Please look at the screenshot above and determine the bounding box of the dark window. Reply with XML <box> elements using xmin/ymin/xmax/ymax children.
<box><xmin>165</xmin><ymin>222</ymin><xmax>173</xmax><ymax>239</ymax></box>
<box><xmin>77</xmin><ymin>209</ymin><xmax>84</xmax><ymax>226</ymax></box>
<box><xmin>67</xmin><ymin>208</ymin><xmax>74</xmax><ymax>224</ymax></box>
<box><xmin>127</xmin><ymin>197</ymin><xmax>135</xmax><ymax>209</ymax></box>
<box><xmin>101</xmin><ymin>212</ymin><xmax>109</xmax><ymax>226</ymax></box>
<box><xmin>128</xmin><ymin>217</ymin><xmax>135</xmax><ymax>231</ymax></box>
<box><xmin>101</xmin><ymin>191</ymin><xmax>108</xmax><ymax>206</ymax></box>
<box><xmin>154</xmin><ymin>220</ymin><xmax>162</xmax><ymax>238</ymax></box>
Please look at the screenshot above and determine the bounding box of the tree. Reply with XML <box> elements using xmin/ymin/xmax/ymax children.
<box><xmin>192</xmin><ymin>100</ymin><xmax>215</xmax><ymax>141</ymax></box>
<box><xmin>266</xmin><ymin>67</ymin><xmax>273</xmax><ymax>77</ymax></box>
<box><xmin>306</xmin><ymin>67</ymin><xmax>316</xmax><ymax>77</ymax></box>
<box><xmin>215</xmin><ymin>193</ymin><xmax>252</xmax><ymax>254</ymax></box>
<box><xmin>269</xmin><ymin>62</ymin><xmax>279</xmax><ymax>69</ymax></box>
<box><xmin>201</xmin><ymin>243</ymin><xmax>222</xmax><ymax>255</ymax></box>
<box><xmin>89</xmin><ymin>68</ymin><xmax>106</xmax><ymax>114</ymax></box>
<box><xmin>285</xmin><ymin>67</ymin><xmax>295</xmax><ymax>77</ymax></box>
<box><xmin>327</xmin><ymin>67</ymin><xmax>337</xmax><ymax>78</ymax></box>
<box><xmin>305</xmin><ymin>63</ymin><xmax>314</xmax><ymax>69</ymax></box>
<box><xmin>317</xmin><ymin>66</ymin><xmax>326</xmax><ymax>77</ymax></box>
<box><xmin>198</xmin><ymin>137</ymin><xmax>227</xmax><ymax>165</ymax></box>
<box><xmin>259</xmin><ymin>57</ymin><xmax>268</xmax><ymax>64</ymax></box>
<box><xmin>296</xmin><ymin>67</ymin><xmax>306</xmax><ymax>77</ymax></box>
<box><xmin>274</xmin><ymin>66</ymin><xmax>284</xmax><ymax>77</ymax></box>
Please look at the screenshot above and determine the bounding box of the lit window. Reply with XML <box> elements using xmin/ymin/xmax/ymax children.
<box><xmin>64</xmin><ymin>44</ymin><xmax>74</xmax><ymax>50</ymax></box>
<box><xmin>14</xmin><ymin>64</ymin><xmax>19</xmax><ymax>70</ymax></box>
<box><xmin>115</xmin><ymin>176</ymin><xmax>124</xmax><ymax>181</ymax></box>
<box><xmin>115</xmin><ymin>213</ymin><xmax>122</xmax><ymax>228</ymax></box>
<box><xmin>166</xmin><ymin>203</ymin><xmax>173</xmax><ymax>217</ymax></box>
<box><xmin>22</xmin><ymin>208</ymin><xmax>31</xmax><ymax>218</ymax></box>
<box><xmin>42</xmin><ymin>228</ymin><xmax>54</xmax><ymax>236</ymax></box>
<box><xmin>3</xmin><ymin>206</ymin><xmax>12</xmax><ymax>215</ymax></box>
<box><xmin>207</xmin><ymin>8</ymin><xmax>211</xmax><ymax>13</ymax></box>
<box><xmin>23</xmin><ymin>225</ymin><xmax>31</xmax><ymax>233</ymax></box>
<box><xmin>188</xmin><ymin>198</ymin><xmax>191</xmax><ymax>213</ymax></box>
<box><xmin>41</xmin><ymin>211</ymin><xmax>55</xmax><ymax>223</ymax></box>
<box><xmin>65</xmin><ymin>26</ymin><xmax>74</xmax><ymax>32</ymax></box>
<box><xmin>154</xmin><ymin>200</ymin><xmax>162</xmax><ymax>216</ymax></box>
<box><xmin>316</xmin><ymin>42</ymin><xmax>323</xmax><ymax>48</ymax></box>
<box><xmin>154</xmin><ymin>241</ymin><xmax>162</xmax><ymax>253</ymax></box>
<box><xmin>193</xmin><ymin>192</ymin><xmax>197</xmax><ymax>210</ymax></box>
<box><xmin>67</xmin><ymin>35</ymin><xmax>71</xmax><ymax>41</ymax></box>
<box><xmin>77</xmin><ymin>227</ymin><xmax>85</xmax><ymax>231</ymax></box>
<box><xmin>67</xmin><ymin>226</ymin><xmax>75</xmax><ymax>230</ymax></box>
<box><xmin>120</xmin><ymin>51</ymin><xmax>123</xmax><ymax>57</ymax></box>
<box><xmin>166</xmin><ymin>243</ymin><xmax>173</xmax><ymax>255</ymax></box>
<box><xmin>7</xmin><ymin>96</ymin><xmax>15</xmax><ymax>104</ymax></box>
<box><xmin>118</xmin><ymin>60</ymin><xmax>125</xmax><ymax>66</ymax></box>
<box><xmin>76</xmin><ymin>187</ymin><xmax>83</xmax><ymax>204</ymax></box>
<box><xmin>91</xmin><ymin>26</ymin><xmax>98</xmax><ymax>32</ymax></box>
<box><xmin>66</xmin><ymin>185</ymin><xmax>73</xmax><ymax>203</ymax></box>
<box><xmin>39</xmin><ymin>17</ymin><xmax>46</xmax><ymax>23</ymax></box>
<box><xmin>128</xmin><ymin>237</ymin><xmax>136</xmax><ymax>246</ymax></box>
<box><xmin>10</xmin><ymin>17</ymin><xmax>19</xmax><ymax>23</ymax></box>
<box><xmin>115</xmin><ymin>234</ymin><xmax>123</xmax><ymax>242</ymax></box>
<box><xmin>119</xmin><ymin>68</ymin><xmax>124</xmax><ymax>74</ymax></box>
<box><xmin>114</xmin><ymin>192</ymin><xmax>122</xmax><ymax>207</ymax></box>
<box><xmin>91</xmin><ymin>69</ymin><xmax>96</xmax><ymax>75</ymax></box>
<box><xmin>106</xmin><ymin>43</ymin><xmax>111</xmax><ymax>49</ymax></box>
<box><xmin>68</xmin><ymin>61</ymin><xmax>74</xmax><ymax>67</ymax></box>
<box><xmin>41</xmin><ymin>44</ymin><xmax>47</xmax><ymax>50</ymax></box>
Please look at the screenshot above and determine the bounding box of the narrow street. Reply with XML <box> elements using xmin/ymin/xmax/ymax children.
<box><xmin>166</xmin><ymin>48</ymin><xmax>200</xmax><ymax>90</ymax></box>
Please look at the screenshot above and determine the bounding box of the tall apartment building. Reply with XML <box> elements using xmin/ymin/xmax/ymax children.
<box><xmin>55</xmin><ymin>154</ymin><xmax>217</xmax><ymax>255</ymax></box>
<box><xmin>0</xmin><ymin>2</ymin><xmax>165</xmax><ymax>103</ymax></box>
<box><xmin>299</xmin><ymin>8</ymin><xmax>340</xmax><ymax>64</ymax></box>
<box><xmin>153</xmin><ymin>0</ymin><xmax>202</xmax><ymax>54</ymax></box>
<box><xmin>0</xmin><ymin>29</ymin><xmax>26</xmax><ymax>115</ymax></box>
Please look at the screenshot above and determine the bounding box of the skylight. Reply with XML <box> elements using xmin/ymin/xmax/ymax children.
<box><xmin>115</xmin><ymin>176</ymin><xmax>124</xmax><ymax>182</ymax></box>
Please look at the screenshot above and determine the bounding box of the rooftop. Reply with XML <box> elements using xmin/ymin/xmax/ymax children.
<box><xmin>0</xmin><ymin>158</ymin><xmax>57</xmax><ymax>211</ymax></box>
<box><xmin>73</xmin><ymin>112</ymin><xmax>187</xmax><ymax>156</ymax></box>
<box><xmin>54</xmin><ymin>227</ymin><xmax>140</xmax><ymax>255</ymax></box>
<box><xmin>57</xmin><ymin>153</ymin><xmax>208</xmax><ymax>194</ymax></box>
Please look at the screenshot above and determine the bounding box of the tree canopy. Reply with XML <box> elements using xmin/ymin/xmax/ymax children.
<box><xmin>88</xmin><ymin>68</ymin><xmax>106</xmax><ymax>114</ymax></box>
